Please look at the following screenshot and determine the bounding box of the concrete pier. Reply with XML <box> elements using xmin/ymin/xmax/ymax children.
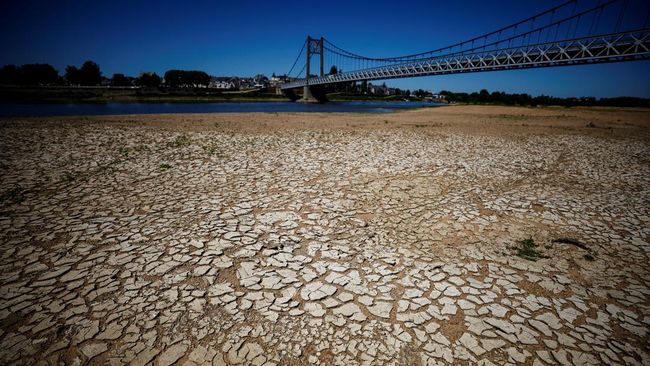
<box><xmin>300</xmin><ymin>85</ymin><xmax>320</xmax><ymax>103</ymax></box>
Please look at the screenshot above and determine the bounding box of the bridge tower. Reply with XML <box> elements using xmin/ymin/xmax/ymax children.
<box><xmin>302</xmin><ymin>36</ymin><xmax>325</xmax><ymax>102</ymax></box>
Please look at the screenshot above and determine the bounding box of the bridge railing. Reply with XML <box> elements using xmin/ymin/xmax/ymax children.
<box><xmin>281</xmin><ymin>28</ymin><xmax>650</xmax><ymax>89</ymax></box>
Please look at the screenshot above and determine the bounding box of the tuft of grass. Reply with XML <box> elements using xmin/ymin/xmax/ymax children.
<box><xmin>586</xmin><ymin>122</ymin><xmax>597</xmax><ymax>128</ymax></box>
<box><xmin>167</xmin><ymin>135</ymin><xmax>191</xmax><ymax>148</ymax></box>
<box><xmin>118</xmin><ymin>146</ymin><xmax>130</xmax><ymax>157</ymax></box>
<box><xmin>202</xmin><ymin>144</ymin><xmax>221</xmax><ymax>156</ymax></box>
<box><xmin>134</xmin><ymin>144</ymin><xmax>150</xmax><ymax>152</ymax></box>
<box><xmin>1</xmin><ymin>184</ymin><xmax>26</xmax><ymax>204</ymax></box>
<box><xmin>512</xmin><ymin>237</ymin><xmax>547</xmax><ymax>261</ymax></box>
<box><xmin>583</xmin><ymin>253</ymin><xmax>595</xmax><ymax>261</ymax></box>
<box><xmin>159</xmin><ymin>163</ymin><xmax>172</xmax><ymax>171</ymax></box>
<box><xmin>62</xmin><ymin>171</ymin><xmax>76</xmax><ymax>182</ymax></box>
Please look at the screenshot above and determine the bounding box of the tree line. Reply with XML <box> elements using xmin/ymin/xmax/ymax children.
<box><xmin>0</xmin><ymin>61</ymin><xmax>213</xmax><ymax>88</ymax></box>
<box><xmin>439</xmin><ymin>89</ymin><xmax>650</xmax><ymax>108</ymax></box>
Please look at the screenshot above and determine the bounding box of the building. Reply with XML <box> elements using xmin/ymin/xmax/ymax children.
<box><xmin>368</xmin><ymin>83</ymin><xmax>390</xmax><ymax>95</ymax></box>
<box><xmin>209</xmin><ymin>77</ymin><xmax>239</xmax><ymax>90</ymax></box>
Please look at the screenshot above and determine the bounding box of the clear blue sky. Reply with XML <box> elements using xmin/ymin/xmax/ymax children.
<box><xmin>1</xmin><ymin>0</ymin><xmax>649</xmax><ymax>97</ymax></box>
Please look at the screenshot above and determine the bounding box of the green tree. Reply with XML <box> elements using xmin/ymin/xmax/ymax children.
<box><xmin>18</xmin><ymin>64</ymin><xmax>59</xmax><ymax>85</ymax></box>
<box><xmin>0</xmin><ymin>65</ymin><xmax>20</xmax><ymax>85</ymax></box>
<box><xmin>79</xmin><ymin>61</ymin><xmax>101</xmax><ymax>85</ymax></box>
<box><xmin>65</xmin><ymin>65</ymin><xmax>81</xmax><ymax>85</ymax></box>
<box><xmin>478</xmin><ymin>89</ymin><xmax>490</xmax><ymax>103</ymax></box>
<box><xmin>111</xmin><ymin>73</ymin><xmax>131</xmax><ymax>87</ymax></box>
<box><xmin>164</xmin><ymin>70</ymin><xmax>210</xmax><ymax>88</ymax></box>
<box><xmin>137</xmin><ymin>72</ymin><xmax>161</xmax><ymax>88</ymax></box>
<box><xmin>329</xmin><ymin>65</ymin><xmax>338</xmax><ymax>75</ymax></box>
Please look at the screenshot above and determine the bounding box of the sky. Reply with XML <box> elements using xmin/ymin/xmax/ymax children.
<box><xmin>1</xmin><ymin>0</ymin><xmax>649</xmax><ymax>98</ymax></box>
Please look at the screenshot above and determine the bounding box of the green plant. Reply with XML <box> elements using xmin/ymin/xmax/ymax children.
<box><xmin>202</xmin><ymin>144</ymin><xmax>221</xmax><ymax>156</ymax></box>
<box><xmin>159</xmin><ymin>163</ymin><xmax>172</xmax><ymax>171</ymax></box>
<box><xmin>583</xmin><ymin>253</ymin><xmax>595</xmax><ymax>261</ymax></box>
<box><xmin>62</xmin><ymin>171</ymin><xmax>75</xmax><ymax>182</ymax></box>
<box><xmin>167</xmin><ymin>135</ymin><xmax>191</xmax><ymax>148</ymax></box>
<box><xmin>118</xmin><ymin>146</ymin><xmax>129</xmax><ymax>157</ymax></box>
<box><xmin>512</xmin><ymin>237</ymin><xmax>547</xmax><ymax>261</ymax></box>
<box><xmin>134</xmin><ymin>144</ymin><xmax>150</xmax><ymax>152</ymax></box>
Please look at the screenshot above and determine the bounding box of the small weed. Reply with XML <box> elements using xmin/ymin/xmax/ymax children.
<box><xmin>159</xmin><ymin>163</ymin><xmax>172</xmax><ymax>171</ymax></box>
<box><xmin>384</xmin><ymin>120</ymin><xmax>389</xmax><ymax>124</ymax></box>
<box><xmin>586</xmin><ymin>122</ymin><xmax>597</xmax><ymax>128</ymax></box>
<box><xmin>583</xmin><ymin>253</ymin><xmax>595</xmax><ymax>261</ymax></box>
<box><xmin>499</xmin><ymin>114</ymin><xmax>526</xmax><ymax>120</ymax></box>
<box><xmin>1</xmin><ymin>184</ymin><xmax>26</xmax><ymax>204</ymax></box>
<box><xmin>512</xmin><ymin>237</ymin><xmax>547</xmax><ymax>261</ymax></box>
<box><xmin>134</xmin><ymin>144</ymin><xmax>150</xmax><ymax>152</ymax></box>
<box><xmin>167</xmin><ymin>135</ymin><xmax>191</xmax><ymax>148</ymax></box>
<box><xmin>118</xmin><ymin>147</ymin><xmax>129</xmax><ymax>157</ymax></box>
<box><xmin>202</xmin><ymin>144</ymin><xmax>221</xmax><ymax>156</ymax></box>
<box><xmin>414</xmin><ymin>124</ymin><xmax>427</xmax><ymax>128</ymax></box>
<box><xmin>62</xmin><ymin>171</ymin><xmax>76</xmax><ymax>182</ymax></box>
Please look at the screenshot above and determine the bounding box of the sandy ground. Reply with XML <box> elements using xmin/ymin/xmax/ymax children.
<box><xmin>0</xmin><ymin>105</ymin><xmax>649</xmax><ymax>365</ymax></box>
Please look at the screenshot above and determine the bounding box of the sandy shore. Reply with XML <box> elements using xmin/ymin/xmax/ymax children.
<box><xmin>0</xmin><ymin>105</ymin><xmax>649</xmax><ymax>365</ymax></box>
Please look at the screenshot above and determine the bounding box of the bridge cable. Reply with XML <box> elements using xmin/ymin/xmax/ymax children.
<box><xmin>324</xmin><ymin>0</ymin><xmax>583</xmax><ymax>62</ymax></box>
<box><xmin>287</xmin><ymin>40</ymin><xmax>306</xmax><ymax>77</ymax></box>
<box><xmin>615</xmin><ymin>0</ymin><xmax>628</xmax><ymax>32</ymax></box>
<box><xmin>588</xmin><ymin>0</ymin><xmax>601</xmax><ymax>35</ymax></box>
<box><xmin>322</xmin><ymin>0</ymin><xmax>618</xmax><ymax>64</ymax></box>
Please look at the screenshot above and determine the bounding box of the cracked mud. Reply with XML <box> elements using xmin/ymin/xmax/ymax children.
<box><xmin>0</xmin><ymin>106</ymin><xmax>649</xmax><ymax>365</ymax></box>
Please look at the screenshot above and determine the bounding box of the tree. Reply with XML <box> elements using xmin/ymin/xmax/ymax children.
<box><xmin>111</xmin><ymin>73</ymin><xmax>131</xmax><ymax>87</ymax></box>
<box><xmin>478</xmin><ymin>89</ymin><xmax>490</xmax><ymax>103</ymax></box>
<box><xmin>0</xmin><ymin>65</ymin><xmax>20</xmax><ymax>85</ymax></box>
<box><xmin>414</xmin><ymin>89</ymin><xmax>426</xmax><ymax>98</ymax></box>
<box><xmin>137</xmin><ymin>72</ymin><xmax>161</xmax><ymax>88</ymax></box>
<box><xmin>18</xmin><ymin>64</ymin><xmax>59</xmax><ymax>85</ymax></box>
<box><xmin>164</xmin><ymin>70</ymin><xmax>210</xmax><ymax>88</ymax></box>
<box><xmin>329</xmin><ymin>65</ymin><xmax>338</xmax><ymax>75</ymax></box>
<box><xmin>65</xmin><ymin>65</ymin><xmax>81</xmax><ymax>85</ymax></box>
<box><xmin>79</xmin><ymin>61</ymin><xmax>101</xmax><ymax>85</ymax></box>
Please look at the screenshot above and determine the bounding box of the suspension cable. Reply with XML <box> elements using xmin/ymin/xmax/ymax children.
<box><xmin>324</xmin><ymin>0</ymin><xmax>619</xmax><ymax>64</ymax></box>
<box><xmin>324</xmin><ymin>0</ymin><xmax>585</xmax><ymax>62</ymax></box>
<box><xmin>287</xmin><ymin>40</ymin><xmax>306</xmax><ymax>77</ymax></box>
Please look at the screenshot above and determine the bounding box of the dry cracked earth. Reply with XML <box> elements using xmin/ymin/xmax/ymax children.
<box><xmin>0</xmin><ymin>106</ymin><xmax>649</xmax><ymax>366</ymax></box>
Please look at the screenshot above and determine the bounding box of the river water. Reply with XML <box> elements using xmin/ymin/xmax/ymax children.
<box><xmin>0</xmin><ymin>101</ymin><xmax>443</xmax><ymax>117</ymax></box>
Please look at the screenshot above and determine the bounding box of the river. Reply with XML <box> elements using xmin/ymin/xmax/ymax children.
<box><xmin>0</xmin><ymin>101</ymin><xmax>444</xmax><ymax>117</ymax></box>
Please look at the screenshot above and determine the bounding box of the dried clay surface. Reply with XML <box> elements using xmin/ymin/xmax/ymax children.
<box><xmin>0</xmin><ymin>105</ymin><xmax>649</xmax><ymax>365</ymax></box>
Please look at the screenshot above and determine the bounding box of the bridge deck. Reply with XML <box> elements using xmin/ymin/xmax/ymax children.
<box><xmin>282</xmin><ymin>29</ymin><xmax>650</xmax><ymax>90</ymax></box>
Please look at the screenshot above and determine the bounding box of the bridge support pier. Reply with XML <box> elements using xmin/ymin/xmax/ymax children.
<box><xmin>300</xmin><ymin>85</ymin><xmax>319</xmax><ymax>103</ymax></box>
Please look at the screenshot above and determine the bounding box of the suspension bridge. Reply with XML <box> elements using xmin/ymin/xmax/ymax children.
<box><xmin>281</xmin><ymin>0</ymin><xmax>650</xmax><ymax>101</ymax></box>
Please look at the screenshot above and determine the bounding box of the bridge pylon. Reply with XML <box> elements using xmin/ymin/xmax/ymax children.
<box><xmin>300</xmin><ymin>36</ymin><xmax>326</xmax><ymax>103</ymax></box>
